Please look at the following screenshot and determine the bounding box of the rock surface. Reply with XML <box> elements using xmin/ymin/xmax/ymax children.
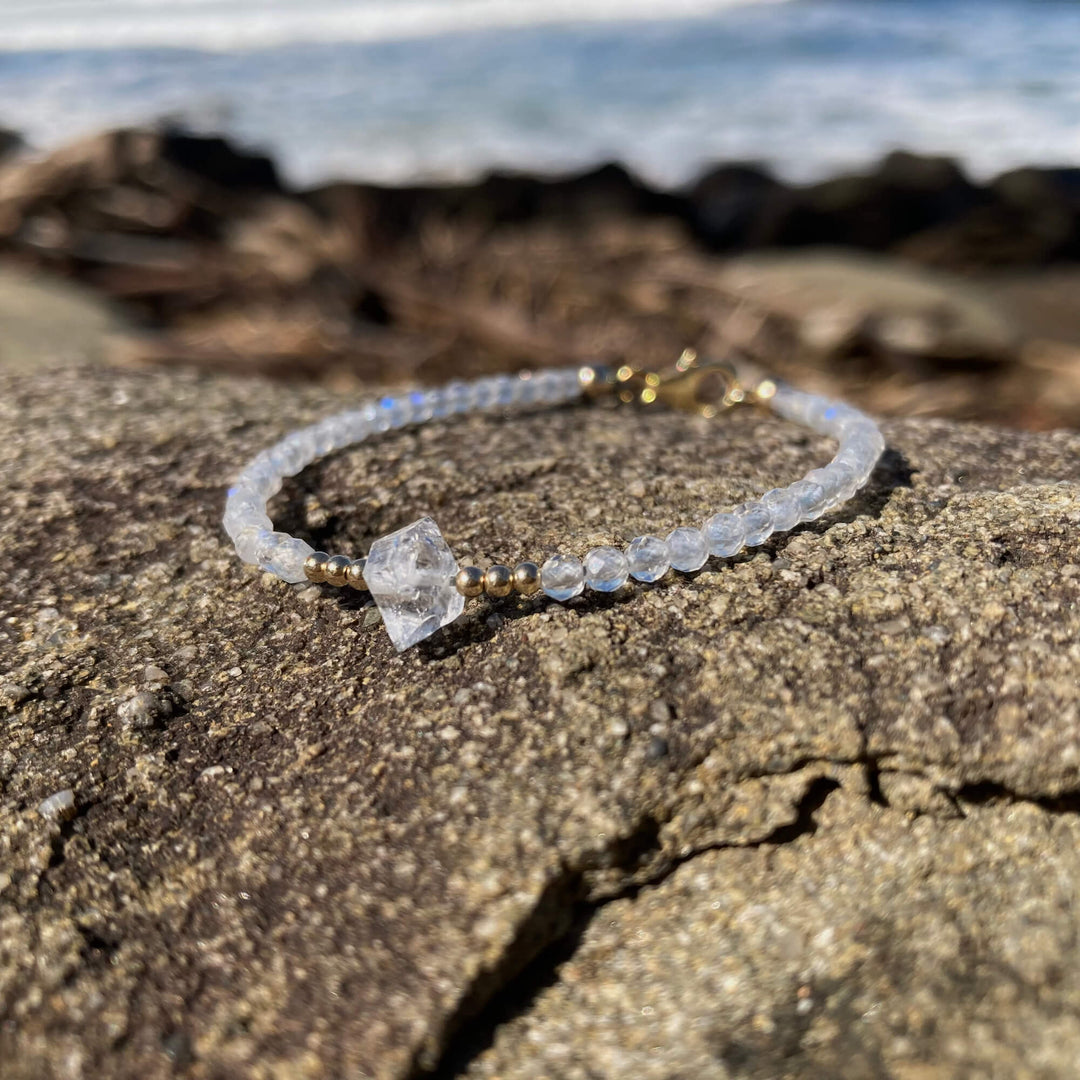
<box><xmin>2</xmin><ymin>361</ymin><xmax>1079</xmax><ymax>1079</ymax></box>
<box><xmin>467</xmin><ymin>789</ymin><xmax>1080</xmax><ymax>1080</ymax></box>
<box><xmin>0</xmin><ymin>266</ymin><xmax>129</xmax><ymax>373</ymax></box>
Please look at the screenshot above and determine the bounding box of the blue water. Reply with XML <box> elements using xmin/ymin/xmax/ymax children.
<box><xmin>0</xmin><ymin>0</ymin><xmax>1078</xmax><ymax>187</ymax></box>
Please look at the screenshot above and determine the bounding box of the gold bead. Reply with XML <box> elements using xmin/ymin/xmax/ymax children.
<box><xmin>484</xmin><ymin>565</ymin><xmax>513</xmax><ymax>599</ymax></box>
<box><xmin>346</xmin><ymin>558</ymin><xmax>368</xmax><ymax>591</ymax></box>
<box><xmin>455</xmin><ymin>566</ymin><xmax>485</xmax><ymax>598</ymax></box>
<box><xmin>324</xmin><ymin>554</ymin><xmax>352</xmax><ymax>587</ymax></box>
<box><xmin>304</xmin><ymin>551</ymin><xmax>331</xmax><ymax>584</ymax></box>
<box><xmin>512</xmin><ymin>561</ymin><xmax>541</xmax><ymax>596</ymax></box>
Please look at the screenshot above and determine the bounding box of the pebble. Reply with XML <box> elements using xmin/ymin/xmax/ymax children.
<box><xmin>117</xmin><ymin>690</ymin><xmax>172</xmax><ymax>730</ymax></box>
<box><xmin>37</xmin><ymin>788</ymin><xmax>76</xmax><ymax>822</ymax></box>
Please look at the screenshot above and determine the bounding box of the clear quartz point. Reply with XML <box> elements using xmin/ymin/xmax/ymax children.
<box><xmin>364</xmin><ymin>517</ymin><xmax>465</xmax><ymax>651</ymax></box>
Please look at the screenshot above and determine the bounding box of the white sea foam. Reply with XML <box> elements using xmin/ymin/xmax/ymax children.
<box><xmin>0</xmin><ymin>0</ymin><xmax>1078</xmax><ymax>189</ymax></box>
<box><xmin>0</xmin><ymin>0</ymin><xmax>790</xmax><ymax>52</ymax></box>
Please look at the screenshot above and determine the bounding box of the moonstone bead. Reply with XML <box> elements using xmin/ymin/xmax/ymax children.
<box><xmin>823</xmin><ymin>402</ymin><xmax>863</xmax><ymax>428</ymax></box>
<box><xmin>813</xmin><ymin>463</ymin><xmax>858</xmax><ymax>507</ymax></box>
<box><xmin>762</xmin><ymin>487</ymin><xmax>800</xmax><ymax>532</ymax></box>
<box><xmin>312</xmin><ymin>418</ymin><xmax>342</xmax><ymax>456</ymax></box>
<box><xmin>541</xmin><ymin>554</ymin><xmax>585</xmax><ymax>601</ymax></box>
<box><xmin>471</xmin><ymin>378</ymin><xmax>501</xmax><ymax>408</ymax></box>
<box><xmin>370</xmin><ymin>398</ymin><xmax>395</xmax><ymax>432</ymax></box>
<box><xmin>788</xmin><ymin>479</ymin><xmax>827</xmax><ymax>521</ymax></box>
<box><xmin>424</xmin><ymin>387</ymin><xmax>453</xmax><ymax>419</ymax></box>
<box><xmin>271</xmin><ymin>430</ymin><xmax>318</xmax><ymax>476</ymax></box>
<box><xmin>224</xmin><ymin>493</ymin><xmax>270</xmax><ymax>539</ymax></box>
<box><xmin>805</xmin><ymin>396</ymin><xmax>834</xmax><ymax>430</ymax></box>
<box><xmin>267</xmin><ymin>536</ymin><xmax>315</xmax><ymax>584</ymax></box>
<box><xmin>234</xmin><ymin>524</ymin><xmax>269</xmax><ymax>565</ymax></box>
<box><xmin>255</xmin><ymin>530</ymin><xmax>292</xmax><ymax>571</ymax></box>
<box><xmin>584</xmin><ymin>546</ymin><xmax>629</xmax><ymax>592</ymax></box>
<box><xmin>495</xmin><ymin>375</ymin><xmax>520</xmax><ymax>406</ymax></box>
<box><xmin>833</xmin><ymin>464</ymin><xmax>860</xmax><ymax>501</ymax></box>
<box><xmin>226</xmin><ymin>508</ymin><xmax>272</xmax><ymax>542</ymax></box>
<box><xmin>837</xmin><ymin>442</ymin><xmax>879</xmax><ymax>479</ymax></box>
<box><xmin>704</xmin><ymin>512</ymin><xmax>745</xmax><ymax>558</ymax></box>
<box><xmin>626</xmin><ymin>535</ymin><xmax>670</xmax><ymax>583</ymax></box>
<box><xmin>667</xmin><ymin>527</ymin><xmax>708</xmax><ymax>573</ymax></box>
<box><xmin>442</xmin><ymin>381</ymin><xmax>473</xmax><ymax>415</ymax></box>
<box><xmin>734</xmin><ymin>502</ymin><xmax>774</xmax><ymax>547</ymax></box>
<box><xmin>406</xmin><ymin>389</ymin><xmax>433</xmax><ymax>422</ymax></box>
<box><xmin>381</xmin><ymin>395</ymin><xmax>413</xmax><ymax>429</ymax></box>
<box><xmin>238</xmin><ymin>460</ymin><xmax>283</xmax><ymax>500</ymax></box>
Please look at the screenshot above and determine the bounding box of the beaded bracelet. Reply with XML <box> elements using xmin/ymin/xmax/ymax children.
<box><xmin>223</xmin><ymin>354</ymin><xmax>884</xmax><ymax>651</ymax></box>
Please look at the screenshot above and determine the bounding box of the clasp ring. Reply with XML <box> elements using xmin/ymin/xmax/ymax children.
<box><xmin>581</xmin><ymin>349</ymin><xmax>773</xmax><ymax>418</ymax></box>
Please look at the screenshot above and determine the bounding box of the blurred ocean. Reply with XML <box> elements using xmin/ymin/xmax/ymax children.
<box><xmin>0</xmin><ymin>0</ymin><xmax>1078</xmax><ymax>187</ymax></box>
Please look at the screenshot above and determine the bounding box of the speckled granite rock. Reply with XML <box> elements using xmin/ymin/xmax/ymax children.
<box><xmin>1</xmin><ymin>363</ymin><xmax>1079</xmax><ymax>1079</ymax></box>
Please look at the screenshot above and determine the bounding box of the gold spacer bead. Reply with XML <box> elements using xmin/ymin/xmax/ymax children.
<box><xmin>346</xmin><ymin>557</ymin><xmax>368</xmax><ymax>591</ymax></box>
<box><xmin>304</xmin><ymin>551</ymin><xmax>331</xmax><ymax>584</ymax></box>
<box><xmin>484</xmin><ymin>564</ymin><xmax>513</xmax><ymax>599</ymax></box>
<box><xmin>512</xmin><ymin>561</ymin><xmax>541</xmax><ymax>596</ymax></box>
<box><xmin>324</xmin><ymin>554</ymin><xmax>352</xmax><ymax>587</ymax></box>
<box><xmin>455</xmin><ymin>566</ymin><xmax>485</xmax><ymax>599</ymax></box>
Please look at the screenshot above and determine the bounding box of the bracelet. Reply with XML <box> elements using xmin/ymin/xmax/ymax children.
<box><xmin>223</xmin><ymin>354</ymin><xmax>884</xmax><ymax>651</ymax></box>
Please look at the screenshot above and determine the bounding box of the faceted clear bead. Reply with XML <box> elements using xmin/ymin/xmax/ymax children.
<box><xmin>444</xmin><ymin>381</ymin><xmax>474</xmax><ymax>414</ymax></box>
<box><xmin>381</xmin><ymin>395</ymin><xmax>413</xmax><ymax>429</ymax></box>
<box><xmin>584</xmin><ymin>546</ymin><xmax>629</xmax><ymax>592</ymax></box>
<box><xmin>363</xmin><ymin>517</ymin><xmax>465</xmax><ymax>652</ymax></box>
<box><xmin>835</xmin><ymin>460</ymin><xmax>861</xmax><ymax>493</ymax></box>
<box><xmin>805</xmin><ymin>396</ymin><xmax>833</xmax><ymax>430</ymax></box>
<box><xmin>494</xmin><ymin>375</ymin><xmax>520</xmax><ymax>407</ymax></box>
<box><xmin>517</xmin><ymin>372</ymin><xmax>544</xmax><ymax>405</ymax></box>
<box><xmin>789</xmin><ymin>479</ymin><xmax>827</xmax><ymax>521</ymax></box>
<box><xmin>823</xmin><ymin>402</ymin><xmax>863</xmax><ymax>429</ymax></box>
<box><xmin>704</xmin><ymin>512</ymin><xmax>745</xmax><ymax>558</ymax></box>
<box><xmin>541</xmin><ymin>554</ymin><xmax>585</xmax><ymax>601</ymax></box>
<box><xmin>371</xmin><ymin>398</ymin><xmax>395</xmax><ymax>432</ymax></box>
<box><xmin>224</xmin><ymin>493</ymin><xmax>270</xmax><ymax>539</ymax></box>
<box><xmin>267</xmin><ymin>537</ymin><xmax>315</xmax><ymax>584</ymax></box>
<box><xmin>762</xmin><ymin>487</ymin><xmax>800</xmax><ymax>533</ymax></box>
<box><xmin>813</xmin><ymin>462</ymin><xmax>859</xmax><ymax>507</ymax></box>
<box><xmin>235</xmin><ymin>524</ymin><xmax>270</xmax><ymax>565</ymax></box>
<box><xmin>406</xmin><ymin>389</ymin><xmax>433</xmax><ymax>423</ymax></box>
<box><xmin>770</xmin><ymin>386</ymin><xmax>814</xmax><ymax>425</ymax></box>
<box><xmin>666</xmin><ymin>527</ymin><xmax>708</xmax><ymax>573</ymax></box>
<box><xmin>532</xmin><ymin>371</ymin><xmax>561</xmax><ymax>403</ymax></box>
<box><xmin>425</xmin><ymin>388</ymin><xmax>453</xmax><ymax>419</ymax></box>
<box><xmin>312</xmin><ymin>418</ymin><xmax>340</xmax><ymax>456</ymax></box>
<box><xmin>734</xmin><ymin>502</ymin><xmax>774</xmax><ymax>547</ymax></box>
<box><xmin>836</xmin><ymin>445</ymin><xmax>875</xmax><ymax>483</ymax></box>
<box><xmin>472</xmin><ymin>378</ymin><xmax>501</xmax><ymax>408</ymax></box>
<box><xmin>314</xmin><ymin>413</ymin><xmax>363</xmax><ymax>455</ymax></box>
<box><xmin>626</xmin><ymin>535</ymin><xmax>670</xmax><ymax>583</ymax></box>
<box><xmin>238</xmin><ymin>460</ymin><xmax>283</xmax><ymax>500</ymax></box>
<box><xmin>271</xmin><ymin>430</ymin><xmax>318</xmax><ymax>477</ymax></box>
<box><xmin>255</xmin><ymin>530</ymin><xmax>292</xmax><ymax>571</ymax></box>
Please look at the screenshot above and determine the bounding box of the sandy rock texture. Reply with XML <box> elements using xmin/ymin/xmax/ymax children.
<box><xmin>0</xmin><ymin>266</ymin><xmax>129</xmax><ymax>373</ymax></box>
<box><xmin>1</xmin><ymin>361</ymin><xmax>1079</xmax><ymax>1079</ymax></box>
<box><xmin>466</xmin><ymin>789</ymin><xmax>1080</xmax><ymax>1080</ymax></box>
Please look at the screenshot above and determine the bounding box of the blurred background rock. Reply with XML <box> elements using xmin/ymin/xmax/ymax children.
<box><xmin>1</xmin><ymin>0</ymin><xmax>1080</xmax><ymax>428</ymax></box>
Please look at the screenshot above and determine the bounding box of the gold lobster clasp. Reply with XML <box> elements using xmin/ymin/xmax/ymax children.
<box><xmin>581</xmin><ymin>349</ymin><xmax>770</xmax><ymax>418</ymax></box>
